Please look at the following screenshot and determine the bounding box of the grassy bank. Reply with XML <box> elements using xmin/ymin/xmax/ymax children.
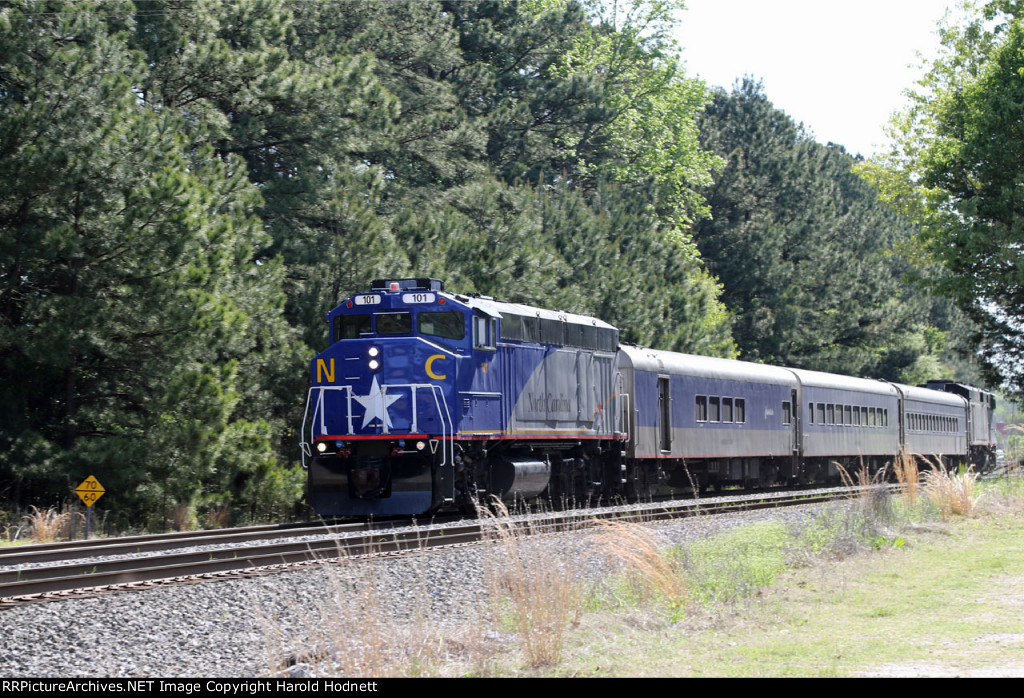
<box><xmin>271</xmin><ymin>473</ymin><xmax>1024</xmax><ymax>677</ymax></box>
<box><xmin>545</xmin><ymin>474</ymin><xmax>1024</xmax><ymax>677</ymax></box>
<box><xmin>563</xmin><ymin>500</ymin><xmax>1024</xmax><ymax>676</ymax></box>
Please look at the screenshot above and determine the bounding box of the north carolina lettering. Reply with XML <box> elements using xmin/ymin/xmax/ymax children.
<box><xmin>527</xmin><ymin>392</ymin><xmax>574</xmax><ymax>414</ymax></box>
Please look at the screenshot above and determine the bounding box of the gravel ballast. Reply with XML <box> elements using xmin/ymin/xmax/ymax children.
<box><xmin>0</xmin><ymin>504</ymin><xmax>826</xmax><ymax>677</ymax></box>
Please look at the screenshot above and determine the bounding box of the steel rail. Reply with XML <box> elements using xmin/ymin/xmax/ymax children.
<box><xmin>0</xmin><ymin>521</ymin><xmax>374</xmax><ymax>566</ymax></box>
<box><xmin>0</xmin><ymin>521</ymin><xmax>335</xmax><ymax>558</ymax></box>
<box><xmin>0</xmin><ymin>526</ymin><xmax>484</xmax><ymax>600</ymax></box>
<box><xmin>0</xmin><ymin>486</ymin><xmax>876</xmax><ymax>606</ymax></box>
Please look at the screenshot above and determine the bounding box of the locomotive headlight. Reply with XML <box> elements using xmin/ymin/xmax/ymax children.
<box><xmin>368</xmin><ymin>359</ymin><xmax>380</xmax><ymax>370</ymax></box>
<box><xmin>316</xmin><ymin>442</ymin><xmax>328</xmax><ymax>453</ymax></box>
<box><xmin>416</xmin><ymin>440</ymin><xmax>426</xmax><ymax>451</ymax></box>
<box><xmin>368</xmin><ymin>347</ymin><xmax>379</xmax><ymax>358</ymax></box>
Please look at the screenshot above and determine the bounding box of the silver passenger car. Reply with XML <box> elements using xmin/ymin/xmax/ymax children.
<box><xmin>789</xmin><ymin>368</ymin><xmax>900</xmax><ymax>461</ymax></box>
<box><xmin>894</xmin><ymin>383</ymin><xmax>968</xmax><ymax>460</ymax></box>
<box><xmin>618</xmin><ymin>346</ymin><xmax>798</xmax><ymax>462</ymax></box>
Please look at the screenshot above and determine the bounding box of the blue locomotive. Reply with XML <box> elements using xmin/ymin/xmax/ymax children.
<box><xmin>300</xmin><ymin>278</ymin><xmax>997</xmax><ymax>516</ymax></box>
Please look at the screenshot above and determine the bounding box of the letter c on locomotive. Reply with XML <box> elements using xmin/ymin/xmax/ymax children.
<box><xmin>425</xmin><ymin>354</ymin><xmax>447</xmax><ymax>380</ymax></box>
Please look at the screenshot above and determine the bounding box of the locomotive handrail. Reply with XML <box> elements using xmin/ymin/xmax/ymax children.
<box><xmin>611</xmin><ymin>391</ymin><xmax>630</xmax><ymax>441</ymax></box>
<box><xmin>300</xmin><ymin>383</ymin><xmax>454</xmax><ymax>470</ymax></box>
<box><xmin>378</xmin><ymin>382</ymin><xmax>454</xmax><ymax>470</ymax></box>
<box><xmin>608</xmin><ymin>370</ymin><xmax>630</xmax><ymax>440</ymax></box>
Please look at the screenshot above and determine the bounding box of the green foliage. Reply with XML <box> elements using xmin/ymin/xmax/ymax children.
<box><xmin>696</xmin><ymin>79</ymin><xmax>968</xmax><ymax>378</ymax></box>
<box><xmin>554</xmin><ymin>0</ymin><xmax>717</xmax><ymax>235</ymax></box>
<box><xmin>397</xmin><ymin>177</ymin><xmax>734</xmax><ymax>354</ymax></box>
<box><xmin>681</xmin><ymin>521</ymin><xmax>789</xmax><ymax>605</ymax></box>
<box><xmin>862</xmin><ymin>1</ymin><xmax>1024</xmax><ymax>392</ymax></box>
<box><xmin>0</xmin><ymin>0</ymin><xmax>729</xmax><ymax>527</ymax></box>
<box><xmin>870</xmin><ymin>535</ymin><xmax>906</xmax><ymax>550</ymax></box>
<box><xmin>0</xmin><ymin>0</ymin><xmax>300</xmax><ymax>522</ymax></box>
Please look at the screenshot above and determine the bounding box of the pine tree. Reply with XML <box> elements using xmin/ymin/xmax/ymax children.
<box><xmin>0</xmin><ymin>0</ymin><xmax>298</xmax><ymax>522</ymax></box>
<box><xmin>695</xmin><ymin>80</ymin><xmax>941</xmax><ymax>378</ymax></box>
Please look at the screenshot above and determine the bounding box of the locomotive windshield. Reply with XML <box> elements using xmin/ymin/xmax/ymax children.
<box><xmin>418</xmin><ymin>311</ymin><xmax>465</xmax><ymax>340</ymax></box>
<box><xmin>332</xmin><ymin>309</ymin><xmax>467</xmax><ymax>342</ymax></box>
<box><xmin>334</xmin><ymin>314</ymin><xmax>371</xmax><ymax>341</ymax></box>
<box><xmin>376</xmin><ymin>312</ymin><xmax>412</xmax><ymax>335</ymax></box>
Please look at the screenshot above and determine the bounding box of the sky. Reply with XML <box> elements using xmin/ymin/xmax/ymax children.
<box><xmin>675</xmin><ymin>0</ymin><xmax>958</xmax><ymax>157</ymax></box>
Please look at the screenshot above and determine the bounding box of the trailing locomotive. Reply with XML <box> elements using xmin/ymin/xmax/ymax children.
<box><xmin>300</xmin><ymin>278</ymin><xmax>998</xmax><ymax>517</ymax></box>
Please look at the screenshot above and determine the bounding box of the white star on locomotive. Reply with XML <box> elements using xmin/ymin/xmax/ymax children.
<box><xmin>353</xmin><ymin>376</ymin><xmax>403</xmax><ymax>429</ymax></box>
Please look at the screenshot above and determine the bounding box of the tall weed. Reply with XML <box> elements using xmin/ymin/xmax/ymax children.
<box><xmin>924</xmin><ymin>465</ymin><xmax>980</xmax><ymax>520</ymax></box>
<box><xmin>836</xmin><ymin>459</ymin><xmax>887</xmax><ymax>494</ymax></box>
<box><xmin>893</xmin><ymin>450</ymin><xmax>920</xmax><ymax>507</ymax></box>
<box><xmin>263</xmin><ymin>538</ymin><xmax>456</xmax><ymax>677</ymax></box>
<box><xmin>171</xmin><ymin>502</ymin><xmax>196</xmax><ymax>531</ymax></box>
<box><xmin>22</xmin><ymin>505</ymin><xmax>73</xmax><ymax>542</ymax></box>
<box><xmin>586</xmin><ymin>520</ymin><xmax>687</xmax><ymax>619</ymax></box>
<box><xmin>480</xmin><ymin>501</ymin><xmax>581</xmax><ymax>668</ymax></box>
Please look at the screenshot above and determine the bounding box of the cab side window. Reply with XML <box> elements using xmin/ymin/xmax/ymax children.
<box><xmin>474</xmin><ymin>315</ymin><xmax>496</xmax><ymax>350</ymax></box>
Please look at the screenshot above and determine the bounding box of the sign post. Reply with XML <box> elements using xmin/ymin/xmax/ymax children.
<box><xmin>74</xmin><ymin>476</ymin><xmax>105</xmax><ymax>539</ymax></box>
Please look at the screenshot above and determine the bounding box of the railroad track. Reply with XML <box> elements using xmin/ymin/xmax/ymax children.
<box><xmin>0</xmin><ymin>486</ymin><xmax>869</xmax><ymax>607</ymax></box>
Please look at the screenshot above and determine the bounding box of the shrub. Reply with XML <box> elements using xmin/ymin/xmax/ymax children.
<box><xmin>22</xmin><ymin>505</ymin><xmax>73</xmax><ymax>542</ymax></box>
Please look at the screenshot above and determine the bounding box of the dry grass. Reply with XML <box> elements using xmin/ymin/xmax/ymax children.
<box><xmin>836</xmin><ymin>460</ymin><xmax>887</xmax><ymax>497</ymax></box>
<box><xmin>586</xmin><ymin>519</ymin><xmax>687</xmax><ymax>613</ymax></box>
<box><xmin>260</xmin><ymin>503</ymin><xmax>586</xmax><ymax>677</ymax></box>
<box><xmin>832</xmin><ymin>460</ymin><xmax>904</xmax><ymax>545</ymax></box>
<box><xmin>302</xmin><ymin>564</ymin><xmax>445</xmax><ymax>676</ymax></box>
<box><xmin>206</xmin><ymin>503</ymin><xmax>231</xmax><ymax>529</ymax></box>
<box><xmin>256</xmin><ymin>470</ymin><xmax>1024</xmax><ymax>677</ymax></box>
<box><xmin>923</xmin><ymin>464</ymin><xmax>980</xmax><ymax>521</ymax></box>
<box><xmin>2</xmin><ymin>520</ymin><xmax>25</xmax><ymax>542</ymax></box>
<box><xmin>479</xmin><ymin>501</ymin><xmax>582</xmax><ymax>668</ymax></box>
<box><xmin>893</xmin><ymin>451</ymin><xmax>921</xmax><ymax>507</ymax></box>
<box><xmin>22</xmin><ymin>505</ymin><xmax>73</xmax><ymax>542</ymax></box>
<box><xmin>262</xmin><ymin>536</ymin><xmax>468</xmax><ymax>678</ymax></box>
<box><xmin>171</xmin><ymin>502</ymin><xmax>195</xmax><ymax>531</ymax></box>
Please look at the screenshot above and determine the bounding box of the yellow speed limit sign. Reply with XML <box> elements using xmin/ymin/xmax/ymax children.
<box><xmin>75</xmin><ymin>475</ymin><xmax>105</xmax><ymax>507</ymax></box>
